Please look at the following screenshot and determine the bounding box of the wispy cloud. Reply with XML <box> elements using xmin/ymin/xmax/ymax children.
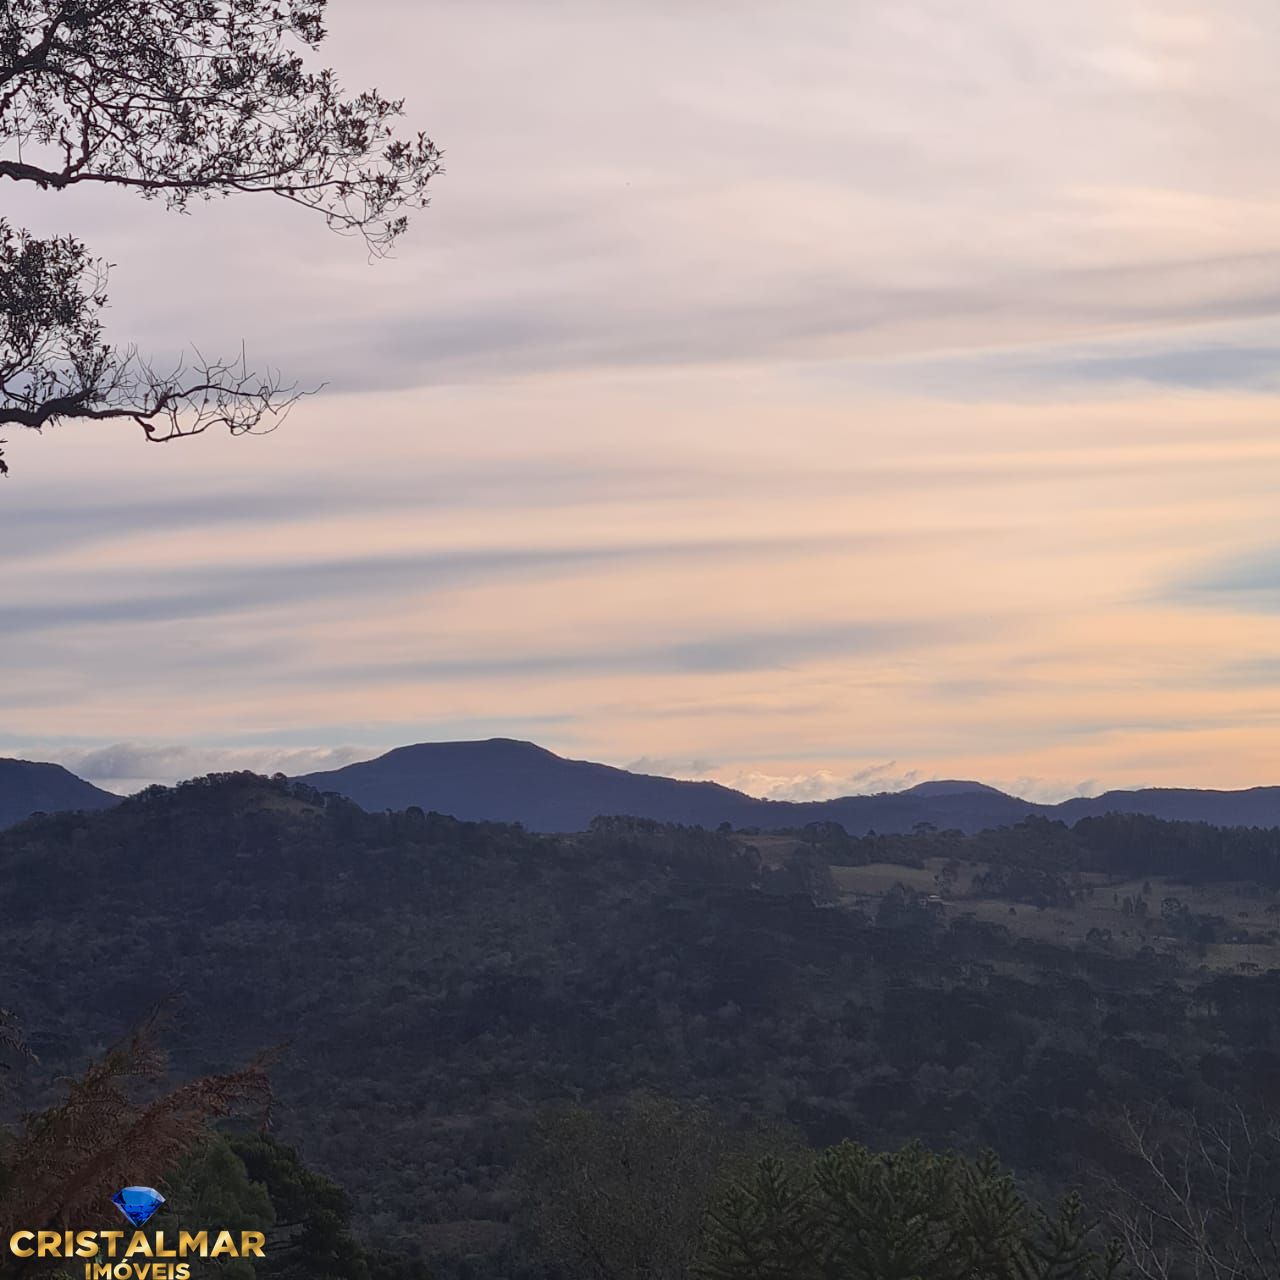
<box><xmin>291</xmin><ymin>621</ymin><xmax>954</xmax><ymax>687</ymax></box>
<box><xmin>1170</xmin><ymin>547</ymin><xmax>1280</xmax><ymax>611</ymax></box>
<box><xmin>61</xmin><ymin>743</ymin><xmax>376</xmax><ymax>792</ymax></box>
<box><xmin>7</xmin><ymin>0</ymin><xmax>1280</xmax><ymax>796</ymax></box>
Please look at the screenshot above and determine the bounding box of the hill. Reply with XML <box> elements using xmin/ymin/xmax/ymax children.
<box><xmin>0</xmin><ymin>757</ymin><xmax>118</xmax><ymax>828</ymax></box>
<box><xmin>3</xmin><ymin>772</ymin><xmax>1279</xmax><ymax>1276</ymax></box>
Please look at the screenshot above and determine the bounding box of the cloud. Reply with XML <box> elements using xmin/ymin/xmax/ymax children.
<box><xmin>959</xmin><ymin>333</ymin><xmax>1280</xmax><ymax>396</ymax></box>
<box><xmin>14</xmin><ymin>0</ymin><xmax>1280</xmax><ymax>396</ymax></box>
<box><xmin>649</xmin><ymin>760</ymin><xmax>1105</xmax><ymax>805</ymax></box>
<box><xmin>0</xmin><ymin>532</ymin><xmax>861</xmax><ymax>637</ymax></box>
<box><xmin>1040</xmin><ymin>345</ymin><xmax>1280</xmax><ymax>391</ymax></box>
<box><xmin>0</xmin><ymin>457</ymin><xmax>772</xmax><ymax>568</ymax></box>
<box><xmin>625</xmin><ymin>756</ymin><xmax>721</xmax><ymax>779</ymax></box>
<box><xmin>292</xmin><ymin>620</ymin><xmax>951</xmax><ymax>687</ymax></box>
<box><xmin>1171</xmin><ymin>547</ymin><xmax>1280</xmax><ymax>611</ymax></box>
<box><xmin>711</xmin><ymin>763</ymin><xmax>925</xmax><ymax>802</ymax></box>
<box><xmin>989</xmin><ymin>777</ymin><xmax>1103</xmax><ymax>804</ymax></box>
<box><xmin>1206</xmin><ymin>657</ymin><xmax>1280</xmax><ymax>687</ymax></box>
<box><xmin>10</xmin><ymin>0</ymin><xmax>1280</xmax><ymax>798</ymax></box>
<box><xmin>60</xmin><ymin>743</ymin><xmax>377</xmax><ymax>791</ymax></box>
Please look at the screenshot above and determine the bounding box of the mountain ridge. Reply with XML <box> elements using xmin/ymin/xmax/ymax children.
<box><xmin>13</xmin><ymin>738</ymin><xmax>1280</xmax><ymax>835</ymax></box>
<box><xmin>0</xmin><ymin>757</ymin><xmax>119</xmax><ymax>829</ymax></box>
<box><xmin>295</xmin><ymin>737</ymin><xmax>1280</xmax><ymax>834</ymax></box>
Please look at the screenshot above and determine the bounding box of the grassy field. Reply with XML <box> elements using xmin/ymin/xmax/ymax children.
<box><xmin>830</xmin><ymin>862</ymin><xmax>942</xmax><ymax>895</ymax></box>
<box><xmin>831</xmin><ymin>859</ymin><xmax>1280</xmax><ymax>972</ymax></box>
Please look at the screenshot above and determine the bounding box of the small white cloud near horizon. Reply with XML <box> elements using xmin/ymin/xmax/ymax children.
<box><xmin>629</xmin><ymin>755</ymin><xmax>1104</xmax><ymax>805</ymax></box>
<box><xmin>713</xmin><ymin>765</ymin><xmax>924</xmax><ymax>802</ymax></box>
<box><xmin>20</xmin><ymin>742</ymin><xmax>381</xmax><ymax>794</ymax></box>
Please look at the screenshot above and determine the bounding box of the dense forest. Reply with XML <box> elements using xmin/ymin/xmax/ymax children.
<box><xmin>2</xmin><ymin>774</ymin><xmax>1280</xmax><ymax>1277</ymax></box>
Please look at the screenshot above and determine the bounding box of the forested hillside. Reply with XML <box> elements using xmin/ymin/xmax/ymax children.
<box><xmin>2</xmin><ymin>774</ymin><xmax>1279</xmax><ymax>1275</ymax></box>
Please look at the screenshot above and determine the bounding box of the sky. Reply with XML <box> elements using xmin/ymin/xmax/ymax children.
<box><xmin>7</xmin><ymin>0</ymin><xmax>1280</xmax><ymax>800</ymax></box>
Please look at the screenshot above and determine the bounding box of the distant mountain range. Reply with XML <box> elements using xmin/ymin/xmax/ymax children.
<box><xmin>296</xmin><ymin>737</ymin><xmax>1280</xmax><ymax>834</ymax></box>
<box><xmin>0</xmin><ymin>758</ymin><xmax>119</xmax><ymax>828</ymax></box>
<box><xmin>13</xmin><ymin>737</ymin><xmax>1280</xmax><ymax>835</ymax></box>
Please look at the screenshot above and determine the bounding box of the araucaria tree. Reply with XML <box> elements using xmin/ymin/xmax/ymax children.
<box><xmin>0</xmin><ymin>0</ymin><xmax>442</xmax><ymax>472</ymax></box>
<box><xmin>698</xmin><ymin>1141</ymin><xmax>1127</xmax><ymax>1280</ymax></box>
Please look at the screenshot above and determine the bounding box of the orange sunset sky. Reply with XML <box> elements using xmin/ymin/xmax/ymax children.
<box><xmin>7</xmin><ymin>1</ymin><xmax>1280</xmax><ymax>800</ymax></box>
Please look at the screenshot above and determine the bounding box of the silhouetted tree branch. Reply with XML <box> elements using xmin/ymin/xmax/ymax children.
<box><xmin>0</xmin><ymin>0</ymin><xmax>441</xmax><ymax>472</ymax></box>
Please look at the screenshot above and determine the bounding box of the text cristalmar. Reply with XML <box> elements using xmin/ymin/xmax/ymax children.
<box><xmin>7</xmin><ymin>1229</ymin><xmax>266</xmax><ymax>1280</ymax></box>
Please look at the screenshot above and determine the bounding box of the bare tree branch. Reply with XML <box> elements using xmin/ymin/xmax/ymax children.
<box><xmin>0</xmin><ymin>0</ymin><xmax>439</xmax><ymax>473</ymax></box>
<box><xmin>1101</xmin><ymin>1105</ymin><xmax>1280</xmax><ymax>1280</ymax></box>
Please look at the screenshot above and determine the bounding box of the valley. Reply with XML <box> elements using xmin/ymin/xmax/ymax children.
<box><xmin>3</xmin><ymin>773</ymin><xmax>1279</xmax><ymax>1276</ymax></box>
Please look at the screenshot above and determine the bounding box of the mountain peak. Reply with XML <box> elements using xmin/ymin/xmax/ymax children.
<box><xmin>385</xmin><ymin>738</ymin><xmax>560</xmax><ymax>764</ymax></box>
<box><xmin>899</xmin><ymin>780</ymin><xmax>1009</xmax><ymax>798</ymax></box>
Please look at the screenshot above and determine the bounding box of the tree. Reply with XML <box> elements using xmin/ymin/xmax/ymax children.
<box><xmin>0</xmin><ymin>1014</ymin><xmax>428</xmax><ymax>1280</ymax></box>
<box><xmin>0</xmin><ymin>0</ymin><xmax>442</xmax><ymax>471</ymax></box>
<box><xmin>164</xmin><ymin>1134</ymin><xmax>433</xmax><ymax>1280</ymax></box>
<box><xmin>0</xmin><ymin>1016</ymin><xmax>270</xmax><ymax>1279</ymax></box>
<box><xmin>521</xmin><ymin>1093</ymin><xmax>774</xmax><ymax>1280</ymax></box>
<box><xmin>0</xmin><ymin>1005</ymin><xmax>29</xmax><ymax>1073</ymax></box>
<box><xmin>1104</xmin><ymin>1106</ymin><xmax>1280</xmax><ymax>1280</ymax></box>
<box><xmin>155</xmin><ymin>1136</ymin><xmax>275</xmax><ymax>1280</ymax></box>
<box><xmin>698</xmin><ymin>1141</ymin><xmax>1126</xmax><ymax>1280</ymax></box>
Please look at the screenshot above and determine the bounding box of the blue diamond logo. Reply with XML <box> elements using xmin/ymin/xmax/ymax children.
<box><xmin>112</xmin><ymin>1186</ymin><xmax>165</xmax><ymax>1228</ymax></box>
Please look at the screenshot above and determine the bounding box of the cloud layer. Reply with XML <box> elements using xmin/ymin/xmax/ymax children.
<box><xmin>6</xmin><ymin>0</ymin><xmax>1280</xmax><ymax>796</ymax></box>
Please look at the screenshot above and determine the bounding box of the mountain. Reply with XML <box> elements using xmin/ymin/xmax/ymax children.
<box><xmin>10</xmin><ymin>740</ymin><xmax>1280</xmax><ymax>838</ymax></box>
<box><xmin>297</xmin><ymin>738</ymin><xmax>1037</xmax><ymax>833</ymax></box>
<box><xmin>0</xmin><ymin>757</ymin><xmax>119</xmax><ymax>828</ymax></box>
<box><xmin>801</xmin><ymin>786</ymin><xmax>1035</xmax><ymax>834</ymax></box>
<box><xmin>899</xmin><ymin>780</ymin><xmax>1008</xmax><ymax>798</ymax></box>
<box><xmin>299</xmin><ymin>739</ymin><xmax>1280</xmax><ymax>834</ymax></box>
<box><xmin>1054</xmin><ymin>785</ymin><xmax>1280</xmax><ymax>828</ymax></box>
<box><xmin>297</xmin><ymin>738</ymin><xmax>773</xmax><ymax>831</ymax></box>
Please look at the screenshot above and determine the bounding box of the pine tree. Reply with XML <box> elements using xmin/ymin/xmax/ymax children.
<box><xmin>696</xmin><ymin>1141</ymin><xmax>1125</xmax><ymax>1280</ymax></box>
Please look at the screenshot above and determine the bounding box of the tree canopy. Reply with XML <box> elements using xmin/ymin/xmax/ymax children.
<box><xmin>0</xmin><ymin>0</ymin><xmax>442</xmax><ymax>471</ymax></box>
<box><xmin>699</xmin><ymin>1142</ymin><xmax>1126</xmax><ymax>1280</ymax></box>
